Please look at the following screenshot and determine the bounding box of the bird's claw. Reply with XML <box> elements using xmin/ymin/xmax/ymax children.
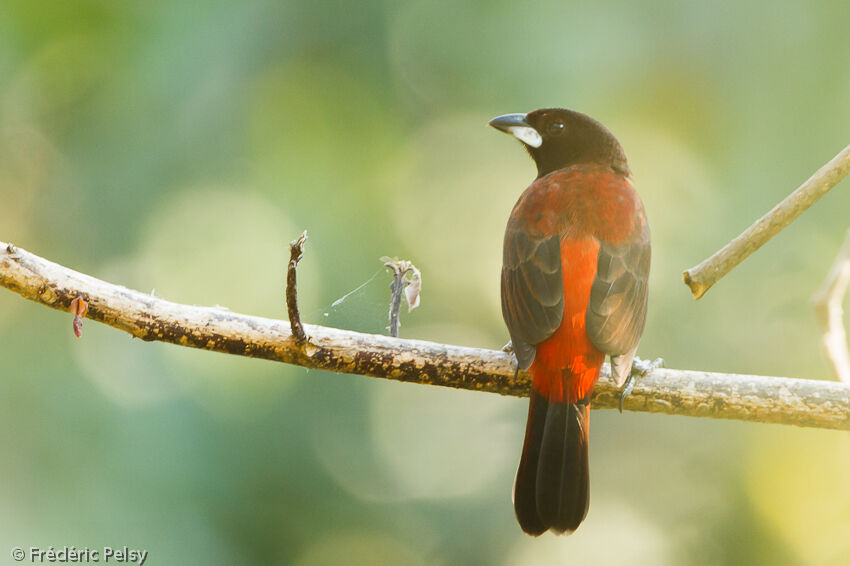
<box><xmin>632</xmin><ymin>356</ymin><xmax>665</xmax><ymax>375</ymax></box>
<box><xmin>618</xmin><ymin>357</ymin><xmax>664</xmax><ymax>413</ymax></box>
<box><xmin>501</xmin><ymin>341</ymin><xmax>514</xmax><ymax>353</ymax></box>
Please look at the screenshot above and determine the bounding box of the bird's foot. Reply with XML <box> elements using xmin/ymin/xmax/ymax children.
<box><xmin>499</xmin><ymin>341</ymin><xmax>521</xmax><ymax>380</ymax></box>
<box><xmin>618</xmin><ymin>357</ymin><xmax>665</xmax><ymax>413</ymax></box>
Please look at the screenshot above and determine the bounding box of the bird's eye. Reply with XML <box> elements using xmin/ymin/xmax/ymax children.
<box><xmin>546</xmin><ymin>120</ymin><xmax>566</xmax><ymax>136</ymax></box>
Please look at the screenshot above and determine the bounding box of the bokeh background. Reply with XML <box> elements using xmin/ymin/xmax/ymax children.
<box><xmin>1</xmin><ymin>1</ymin><xmax>849</xmax><ymax>564</ymax></box>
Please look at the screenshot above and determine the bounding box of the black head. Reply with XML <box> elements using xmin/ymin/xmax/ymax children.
<box><xmin>489</xmin><ymin>108</ymin><xmax>630</xmax><ymax>179</ymax></box>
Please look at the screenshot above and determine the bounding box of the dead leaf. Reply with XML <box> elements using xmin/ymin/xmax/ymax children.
<box><xmin>404</xmin><ymin>266</ymin><xmax>421</xmax><ymax>312</ymax></box>
<box><xmin>70</xmin><ymin>295</ymin><xmax>88</xmax><ymax>338</ymax></box>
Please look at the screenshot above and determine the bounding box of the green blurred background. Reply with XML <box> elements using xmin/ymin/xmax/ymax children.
<box><xmin>1</xmin><ymin>1</ymin><xmax>849</xmax><ymax>564</ymax></box>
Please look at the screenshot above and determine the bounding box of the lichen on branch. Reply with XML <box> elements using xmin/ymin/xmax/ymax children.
<box><xmin>1</xmin><ymin>240</ymin><xmax>849</xmax><ymax>431</ymax></box>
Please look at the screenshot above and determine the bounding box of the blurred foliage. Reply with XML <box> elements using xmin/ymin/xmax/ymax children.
<box><xmin>1</xmin><ymin>0</ymin><xmax>849</xmax><ymax>564</ymax></box>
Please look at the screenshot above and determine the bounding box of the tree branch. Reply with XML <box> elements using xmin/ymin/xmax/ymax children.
<box><xmin>683</xmin><ymin>144</ymin><xmax>850</xmax><ymax>299</ymax></box>
<box><xmin>812</xmin><ymin>228</ymin><xmax>850</xmax><ymax>383</ymax></box>
<box><xmin>2</xmin><ymin>240</ymin><xmax>849</xmax><ymax>431</ymax></box>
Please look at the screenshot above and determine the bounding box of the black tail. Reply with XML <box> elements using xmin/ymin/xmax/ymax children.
<box><xmin>513</xmin><ymin>391</ymin><xmax>590</xmax><ymax>535</ymax></box>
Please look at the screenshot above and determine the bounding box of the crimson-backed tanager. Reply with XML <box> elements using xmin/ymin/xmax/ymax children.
<box><xmin>489</xmin><ymin>108</ymin><xmax>650</xmax><ymax>535</ymax></box>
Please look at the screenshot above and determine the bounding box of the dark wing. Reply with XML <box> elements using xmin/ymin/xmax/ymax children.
<box><xmin>586</xmin><ymin>220</ymin><xmax>650</xmax><ymax>385</ymax></box>
<box><xmin>501</xmin><ymin>225</ymin><xmax>564</xmax><ymax>369</ymax></box>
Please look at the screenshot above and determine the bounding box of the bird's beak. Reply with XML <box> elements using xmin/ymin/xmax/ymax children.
<box><xmin>488</xmin><ymin>113</ymin><xmax>543</xmax><ymax>148</ymax></box>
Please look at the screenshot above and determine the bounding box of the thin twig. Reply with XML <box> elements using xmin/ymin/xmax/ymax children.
<box><xmin>2</xmin><ymin>240</ymin><xmax>849</xmax><ymax>430</ymax></box>
<box><xmin>286</xmin><ymin>231</ymin><xmax>308</xmax><ymax>344</ymax></box>
<box><xmin>381</xmin><ymin>258</ymin><xmax>421</xmax><ymax>337</ymax></box>
<box><xmin>383</xmin><ymin>259</ymin><xmax>407</xmax><ymax>337</ymax></box>
<box><xmin>812</xmin><ymin>228</ymin><xmax>850</xmax><ymax>382</ymax></box>
<box><xmin>683</xmin><ymin>144</ymin><xmax>850</xmax><ymax>299</ymax></box>
<box><xmin>388</xmin><ymin>272</ymin><xmax>404</xmax><ymax>337</ymax></box>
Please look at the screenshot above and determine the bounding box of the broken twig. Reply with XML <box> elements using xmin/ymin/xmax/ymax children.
<box><xmin>286</xmin><ymin>231</ymin><xmax>308</xmax><ymax>344</ymax></box>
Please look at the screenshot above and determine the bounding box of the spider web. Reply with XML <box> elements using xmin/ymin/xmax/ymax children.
<box><xmin>305</xmin><ymin>268</ymin><xmax>392</xmax><ymax>334</ymax></box>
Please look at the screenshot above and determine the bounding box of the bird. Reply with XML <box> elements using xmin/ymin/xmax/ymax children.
<box><xmin>489</xmin><ymin>108</ymin><xmax>650</xmax><ymax>535</ymax></box>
